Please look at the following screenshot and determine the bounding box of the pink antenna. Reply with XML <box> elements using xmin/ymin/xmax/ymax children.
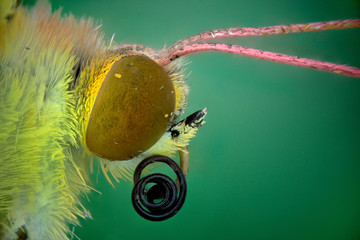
<box><xmin>162</xmin><ymin>19</ymin><xmax>360</xmax><ymax>78</ymax></box>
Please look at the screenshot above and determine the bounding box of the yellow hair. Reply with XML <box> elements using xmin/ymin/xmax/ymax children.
<box><xmin>0</xmin><ymin>1</ymin><xmax>102</xmax><ymax>239</ymax></box>
<box><xmin>0</xmin><ymin>1</ymin><xmax>201</xmax><ymax>238</ymax></box>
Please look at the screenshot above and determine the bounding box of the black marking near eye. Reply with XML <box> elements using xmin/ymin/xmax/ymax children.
<box><xmin>70</xmin><ymin>60</ymin><xmax>82</xmax><ymax>90</ymax></box>
<box><xmin>74</xmin><ymin>62</ymin><xmax>81</xmax><ymax>80</ymax></box>
<box><xmin>171</xmin><ymin>129</ymin><xmax>180</xmax><ymax>138</ymax></box>
<box><xmin>184</xmin><ymin>110</ymin><xmax>207</xmax><ymax>127</ymax></box>
<box><xmin>168</xmin><ymin>109</ymin><xmax>207</xmax><ymax>137</ymax></box>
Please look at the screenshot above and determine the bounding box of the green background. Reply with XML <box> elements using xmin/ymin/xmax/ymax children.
<box><xmin>25</xmin><ymin>0</ymin><xmax>360</xmax><ymax>239</ymax></box>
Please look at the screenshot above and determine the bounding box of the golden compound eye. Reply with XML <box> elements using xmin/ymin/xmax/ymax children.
<box><xmin>86</xmin><ymin>55</ymin><xmax>176</xmax><ymax>160</ymax></box>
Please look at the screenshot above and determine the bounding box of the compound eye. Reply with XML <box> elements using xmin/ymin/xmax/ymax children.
<box><xmin>86</xmin><ymin>55</ymin><xmax>176</xmax><ymax>160</ymax></box>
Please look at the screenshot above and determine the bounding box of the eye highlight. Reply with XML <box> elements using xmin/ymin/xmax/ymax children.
<box><xmin>86</xmin><ymin>55</ymin><xmax>176</xmax><ymax>160</ymax></box>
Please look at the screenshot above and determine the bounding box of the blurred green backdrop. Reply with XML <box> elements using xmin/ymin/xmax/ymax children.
<box><xmin>24</xmin><ymin>0</ymin><xmax>360</xmax><ymax>239</ymax></box>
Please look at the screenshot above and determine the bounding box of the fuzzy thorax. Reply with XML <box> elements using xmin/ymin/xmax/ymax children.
<box><xmin>0</xmin><ymin>1</ymin><xmax>103</xmax><ymax>239</ymax></box>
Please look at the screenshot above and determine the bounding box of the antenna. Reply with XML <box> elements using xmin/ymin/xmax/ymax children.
<box><xmin>162</xmin><ymin>19</ymin><xmax>360</xmax><ymax>78</ymax></box>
